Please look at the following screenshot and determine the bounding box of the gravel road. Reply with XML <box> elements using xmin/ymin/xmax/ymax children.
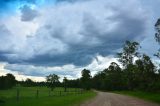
<box><xmin>81</xmin><ymin>91</ymin><xmax>160</xmax><ymax>106</ymax></box>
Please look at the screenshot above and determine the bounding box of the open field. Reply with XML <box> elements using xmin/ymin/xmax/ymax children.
<box><xmin>0</xmin><ymin>87</ymin><xmax>96</xmax><ymax>106</ymax></box>
<box><xmin>113</xmin><ymin>91</ymin><xmax>160</xmax><ymax>104</ymax></box>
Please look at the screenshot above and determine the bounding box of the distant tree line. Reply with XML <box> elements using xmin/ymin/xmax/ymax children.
<box><xmin>18</xmin><ymin>79</ymin><xmax>46</xmax><ymax>87</ymax></box>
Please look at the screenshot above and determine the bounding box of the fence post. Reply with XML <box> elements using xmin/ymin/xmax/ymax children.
<box><xmin>36</xmin><ymin>90</ymin><xmax>39</xmax><ymax>98</ymax></box>
<box><xmin>67</xmin><ymin>90</ymin><xmax>69</xmax><ymax>95</ymax></box>
<box><xmin>75</xmin><ymin>88</ymin><xmax>77</xmax><ymax>95</ymax></box>
<box><xmin>60</xmin><ymin>91</ymin><xmax>61</xmax><ymax>96</ymax></box>
<box><xmin>16</xmin><ymin>89</ymin><xmax>19</xmax><ymax>101</ymax></box>
<box><xmin>49</xmin><ymin>90</ymin><xmax>51</xmax><ymax>97</ymax></box>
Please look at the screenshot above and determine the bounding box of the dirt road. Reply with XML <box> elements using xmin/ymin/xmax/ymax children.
<box><xmin>81</xmin><ymin>91</ymin><xmax>160</xmax><ymax>106</ymax></box>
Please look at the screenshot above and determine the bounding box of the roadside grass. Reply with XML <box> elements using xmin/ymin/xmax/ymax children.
<box><xmin>0</xmin><ymin>87</ymin><xmax>96</xmax><ymax>106</ymax></box>
<box><xmin>113</xmin><ymin>91</ymin><xmax>160</xmax><ymax>104</ymax></box>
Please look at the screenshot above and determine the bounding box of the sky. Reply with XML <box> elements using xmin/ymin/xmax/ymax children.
<box><xmin>0</xmin><ymin>0</ymin><xmax>159</xmax><ymax>81</ymax></box>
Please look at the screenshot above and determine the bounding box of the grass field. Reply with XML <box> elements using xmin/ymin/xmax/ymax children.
<box><xmin>113</xmin><ymin>91</ymin><xmax>160</xmax><ymax>104</ymax></box>
<box><xmin>0</xmin><ymin>87</ymin><xmax>96</xmax><ymax>106</ymax></box>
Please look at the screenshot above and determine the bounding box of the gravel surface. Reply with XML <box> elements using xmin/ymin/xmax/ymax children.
<box><xmin>81</xmin><ymin>91</ymin><xmax>160</xmax><ymax>106</ymax></box>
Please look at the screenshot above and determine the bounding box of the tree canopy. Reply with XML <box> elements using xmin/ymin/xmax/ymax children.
<box><xmin>117</xmin><ymin>41</ymin><xmax>140</xmax><ymax>67</ymax></box>
<box><xmin>80</xmin><ymin>69</ymin><xmax>92</xmax><ymax>90</ymax></box>
<box><xmin>46</xmin><ymin>74</ymin><xmax>60</xmax><ymax>91</ymax></box>
<box><xmin>155</xmin><ymin>18</ymin><xmax>160</xmax><ymax>58</ymax></box>
<box><xmin>0</xmin><ymin>73</ymin><xmax>16</xmax><ymax>90</ymax></box>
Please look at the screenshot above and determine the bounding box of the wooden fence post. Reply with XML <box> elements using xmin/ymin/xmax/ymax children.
<box><xmin>75</xmin><ymin>88</ymin><xmax>77</xmax><ymax>95</ymax></box>
<box><xmin>49</xmin><ymin>90</ymin><xmax>51</xmax><ymax>97</ymax></box>
<box><xmin>16</xmin><ymin>89</ymin><xmax>19</xmax><ymax>101</ymax></box>
<box><xmin>67</xmin><ymin>91</ymin><xmax>69</xmax><ymax>95</ymax></box>
<box><xmin>81</xmin><ymin>89</ymin><xmax>82</xmax><ymax>94</ymax></box>
<box><xmin>36</xmin><ymin>90</ymin><xmax>39</xmax><ymax>98</ymax></box>
<box><xmin>60</xmin><ymin>91</ymin><xmax>61</xmax><ymax>96</ymax></box>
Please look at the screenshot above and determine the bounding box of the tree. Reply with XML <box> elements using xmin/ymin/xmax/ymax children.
<box><xmin>66</xmin><ymin>79</ymin><xmax>80</xmax><ymax>88</ymax></box>
<box><xmin>0</xmin><ymin>73</ymin><xmax>16</xmax><ymax>90</ymax></box>
<box><xmin>154</xmin><ymin>19</ymin><xmax>160</xmax><ymax>91</ymax></box>
<box><xmin>24</xmin><ymin>78</ymin><xmax>34</xmax><ymax>87</ymax></box>
<box><xmin>92</xmin><ymin>71</ymin><xmax>106</xmax><ymax>90</ymax></box>
<box><xmin>135</xmin><ymin>54</ymin><xmax>157</xmax><ymax>90</ymax></box>
<box><xmin>117</xmin><ymin>41</ymin><xmax>140</xmax><ymax>90</ymax></box>
<box><xmin>5</xmin><ymin>73</ymin><xmax>16</xmax><ymax>88</ymax></box>
<box><xmin>0</xmin><ymin>76</ymin><xmax>6</xmax><ymax>89</ymax></box>
<box><xmin>155</xmin><ymin>18</ymin><xmax>160</xmax><ymax>43</ymax></box>
<box><xmin>117</xmin><ymin>41</ymin><xmax>140</xmax><ymax>67</ymax></box>
<box><xmin>46</xmin><ymin>74</ymin><xmax>60</xmax><ymax>91</ymax></box>
<box><xmin>80</xmin><ymin>69</ymin><xmax>91</xmax><ymax>90</ymax></box>
<box><xmin>155</xmin><ymin>19</ymin><xmax>160</xmax><ymax>58</ymax></box>
<box><xmin>63</xmin><ymin>77</ymin><xmax>68</xmax><ymax>92</ymax></box>
<box><xmin>106</xmin><ymin>62</ymin><xmax>125</xmax><ymax>90</ymax></box>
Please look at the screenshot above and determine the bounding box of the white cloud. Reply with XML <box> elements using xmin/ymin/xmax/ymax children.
<box><xmin>0</xmin><ymin>0</ymin><xmax>149</xmax><ymax>65</ymax></box>
<box><xmin>0</xmin><ymin>62</ymin><xmax>45</xmax><ymax>82</ymax></box>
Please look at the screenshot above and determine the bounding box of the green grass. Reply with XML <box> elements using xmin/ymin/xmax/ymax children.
<box><xmin>113</xmin><ymin>91</ymin><xmax>160</xmax><ymax>104</ymax></box>
<box><xmin>0</xmin><ymin>87</ymin><xmax>96</xmax><ymax>106</ymax></box>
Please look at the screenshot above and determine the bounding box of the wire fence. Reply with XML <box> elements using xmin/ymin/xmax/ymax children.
<box><xmin>15</xmin><ymin>88</ymin><xmax>84</xmax><ymax>101</ymax></box>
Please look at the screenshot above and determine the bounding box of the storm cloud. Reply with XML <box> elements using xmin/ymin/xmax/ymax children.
<box><xmin>0</xmin><ymin>0</ymin><xmax>148</xmax><ymax>67</ymax></box>
<box><xmin>0</xmin><ymin>0</ymin><xmax>158</xmax><ymax>78</ymax></box>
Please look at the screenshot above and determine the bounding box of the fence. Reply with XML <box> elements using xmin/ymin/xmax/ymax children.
<box><xmin>16</xmin><ymin>88</ymin><xmax>84</xmax><ymax>101</ymax></box>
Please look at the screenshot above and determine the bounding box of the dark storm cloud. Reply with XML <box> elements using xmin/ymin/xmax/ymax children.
<box><xmin>0</xmin><ymin>0</ymin><xmax>148</xmax><ymax>68</ymax></box>
<box><xmin>25</xmin><ymin>48</ymin><xmax>96</xmax><ymax>66</ymax></box>
<box><xmin>4</xmin><ymin>63</ymin><xmax>77</xmax><ymax>77</ymax></box>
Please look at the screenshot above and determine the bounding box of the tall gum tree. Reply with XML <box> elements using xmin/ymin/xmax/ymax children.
<box><xmin>155</xmin><ymin>19</ymin><xmax>160</xmax><ymax>58</ymax></box>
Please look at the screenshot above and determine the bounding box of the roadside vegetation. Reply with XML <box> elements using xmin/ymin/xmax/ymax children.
<box><xmin>113</xmin><ymin>91</ymin><xmax>160</xmax><ymax>104</ymax></box>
